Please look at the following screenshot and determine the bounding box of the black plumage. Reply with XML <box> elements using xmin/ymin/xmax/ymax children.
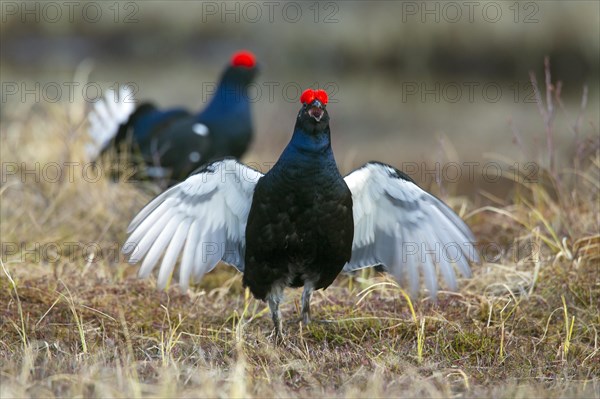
<box><xmin>242</xmin><ymin>95</ymin><xmax>354</xmax><ymax>331</ymax></box>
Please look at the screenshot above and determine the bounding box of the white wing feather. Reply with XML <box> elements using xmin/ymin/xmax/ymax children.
<box><xmin>123</xmin><ymin>159</ymin><xmax>262</xmax><ymax>290</ymax></box>
<box><xmin>344</xmin><ymin>162</ymin><xmax>479</xmax><ymax>298</ymax></box>
<box><xmin>86</xmin><ymin>86</ymin><xmax>136</xmax><ymax>159</ymax></box>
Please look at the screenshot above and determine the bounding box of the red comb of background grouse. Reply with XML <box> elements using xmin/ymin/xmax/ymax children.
<box><xmin>87</xmin><ymin>50</ymin><xmax>259</xmax><ymax>186</ymax></box>
<box><xmin>123</xmin><ymin>87</ymin><xmax>480</xmax><ymax>338</ymax></box>
<box><xmin>231</xmin><ymin>50</ymin><xmax>256</xmax><ymax>68</ymax></box>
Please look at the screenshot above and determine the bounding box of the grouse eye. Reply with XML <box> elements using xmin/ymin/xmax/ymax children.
<box><xmin>231</xmin><ymin>51</ymin><xmax>256</xmax><ymax>68</ymax></box>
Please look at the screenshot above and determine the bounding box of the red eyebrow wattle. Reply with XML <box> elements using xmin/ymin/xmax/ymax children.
<box><xmin>300</xmin><ymin>89</ymin><xmax>316</xmax><ymax>104</ymax></box>
<box><xmin>231</xmin><ymin>51</ymin><xmax>256</xmax><ymax>68</ymax></box>
<box><xmin>300</xmin><ymin>89</ymin><xmax>328</xmax><ymax>105</ymax></box>
<box><xmin>314</xmin><ymin>90</ymin><xmax>328</xmax><ymax>105</ymax></box>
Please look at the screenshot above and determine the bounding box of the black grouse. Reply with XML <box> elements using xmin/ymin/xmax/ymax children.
<box><xmin>87</xmin><ymin>50</ymin><xmax>259</xmax><ymax>185</ymax></box>
<box><xmin>123</xmin><ymin>89</ymin><xmax>480</xmax><ymax>337</ymax></box>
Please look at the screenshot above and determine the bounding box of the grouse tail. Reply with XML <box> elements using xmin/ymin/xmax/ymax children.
<box><xmin>86</xmin><ymin>86</ymin><xmax>136</xmax><ymax>159</ymax></box>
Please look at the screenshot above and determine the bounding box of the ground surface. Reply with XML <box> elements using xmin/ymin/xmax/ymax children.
<box><xmin>1</xmin><ymin>78</ymin><xmax>599</xmax><ymax>398</ymax></box>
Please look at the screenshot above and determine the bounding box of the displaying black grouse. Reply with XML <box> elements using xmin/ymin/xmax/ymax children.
<box><xmin>87</xmin><ymin>51</ymin><xmax>259</xmax><ymax>184</ymax></box>
<box><xmin>123</xmin><ymin>89</ymin><xmax>480</xmax><ymax>337</ymax></box>
<box><xmin>243</xmin><ymin>89</ymin><xmax>354</xmax><ymax>332</ymax></box>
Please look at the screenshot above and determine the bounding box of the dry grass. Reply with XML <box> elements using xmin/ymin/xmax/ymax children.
<box><xmin>1</xmin><ymin>69</ymin><xmax>599</xmax><ymax>398</ymax></box>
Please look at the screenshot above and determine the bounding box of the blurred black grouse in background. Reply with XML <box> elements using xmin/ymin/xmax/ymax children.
<box><xmin>123</xmin><ymin>89</ymin><xmax>480</xmax><ymax>337</ymax></box>
<box><xmin>87</xmin><ymin>51</ymin><xmax>258</xmax><ymax>185</ymax></box>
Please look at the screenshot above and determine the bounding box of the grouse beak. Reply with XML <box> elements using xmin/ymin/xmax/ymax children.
<box><xmin>308</xmin><ymin>100</ymin><xmax>324</xmax><ymax>122</ymax></box>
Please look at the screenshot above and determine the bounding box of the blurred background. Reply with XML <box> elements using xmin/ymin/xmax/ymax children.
<box><xmin>2</xmin><ymin>0</ymin><xmax>598</xmax><ymax>195</ymax></box>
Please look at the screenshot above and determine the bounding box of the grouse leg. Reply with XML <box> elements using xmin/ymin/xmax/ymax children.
<box><xmin>267</xmin><ymin>286</ymin><xmax>284</xmax><ymax>338</ymax></box>
<box><xmin>301</xmin><ymin>284</ymin><xmax>313</xmax><ymax>325</ymax></box>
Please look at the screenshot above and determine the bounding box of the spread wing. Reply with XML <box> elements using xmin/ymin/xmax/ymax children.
<box><xmin>122</xmin><ymin>159</ymin><xmax>262</xmax><ymax>290</ymax></box>
<box><xmin>344</xmin><ymin>162</ymin><xmax>479</xmax><ymax>297</ymax></box>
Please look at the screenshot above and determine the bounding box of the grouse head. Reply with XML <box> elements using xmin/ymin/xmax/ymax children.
<box><xmin>225</xmin><ymin>50</ymin><xmax>259</xmax><ymax>85</ymax></box>
<box><xmin>297</xmin><ymin>89</ymin><xmax>330</xmax><ymax>134</ymax></box>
